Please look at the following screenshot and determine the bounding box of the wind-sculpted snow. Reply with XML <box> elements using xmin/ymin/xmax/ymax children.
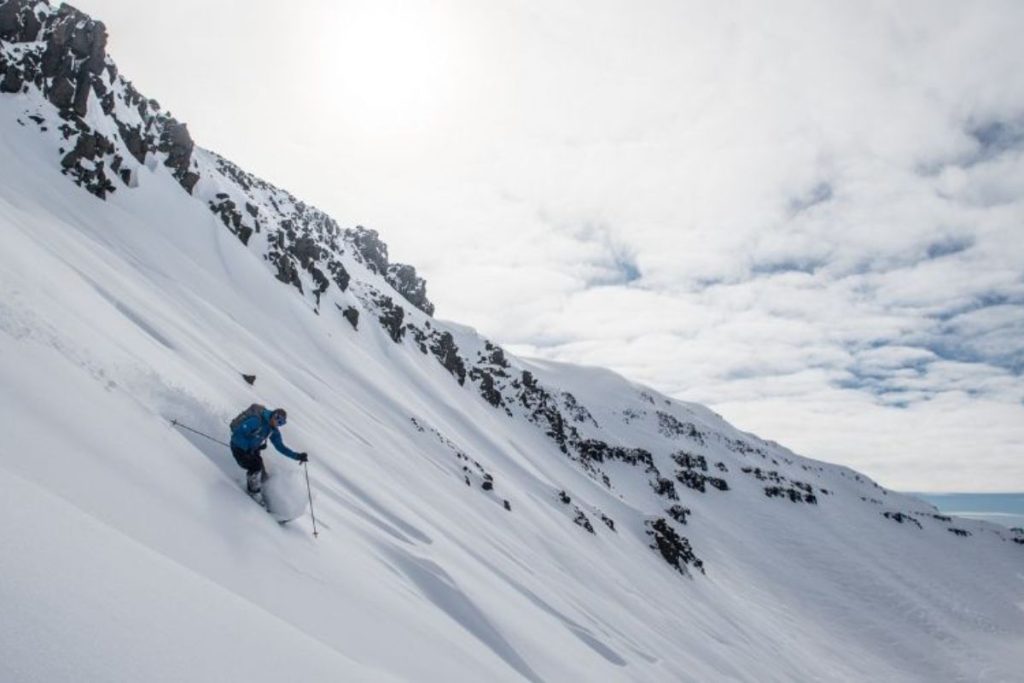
<box><xmin>2</xmin><ymin>2</ymin><xmax>1024</xmax><ymax>682</ymax></box>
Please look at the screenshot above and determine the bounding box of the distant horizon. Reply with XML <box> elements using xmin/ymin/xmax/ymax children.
<box><xmin>906</xmin><ymin>492</ymin><xmax>1024</xmax><ymax>529</ymax></box>
<box><xmin>906</xmin><ymin>490</ymin><xmax>1024</xmax><ymax>495</ymax></box>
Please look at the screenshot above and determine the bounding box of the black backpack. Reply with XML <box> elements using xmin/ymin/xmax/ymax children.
<box><xmin>230</xmin><ymin>403</ymin><xmax>266</xmax><ymax>433</ymax></box>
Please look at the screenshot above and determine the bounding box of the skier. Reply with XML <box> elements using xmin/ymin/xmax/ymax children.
<box><xmin>230</xmin><ymin>406</ymin><xmax>307</xmax><ymax>505</ymax></box>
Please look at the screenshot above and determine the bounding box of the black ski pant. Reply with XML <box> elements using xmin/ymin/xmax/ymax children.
<box><xmin>231</xmin><ymin>445</ymin><xmax>266</xmax><ymax>476</ymax></box>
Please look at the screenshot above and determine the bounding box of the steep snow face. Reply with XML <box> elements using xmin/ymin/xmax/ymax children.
<box><xmin>2</xmin><ymin>2</ymin><xmax>1024</xmax><ymax>682</ymax></box>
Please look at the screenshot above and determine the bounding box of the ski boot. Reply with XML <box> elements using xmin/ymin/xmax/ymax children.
<box><xmin>246</xmin><ymin>471</ymin><xmax>268</xmax><ymax>509</ymax></box>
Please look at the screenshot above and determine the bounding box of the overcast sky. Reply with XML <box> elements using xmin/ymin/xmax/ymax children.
<box><xmin>71</xmin><ymin>0</ymin><xmax>1024</xmax><ymax>492</ymax></box>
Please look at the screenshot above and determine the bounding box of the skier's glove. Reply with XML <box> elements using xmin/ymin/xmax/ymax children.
<box><xmin>296</xmin><ymin>452</ymin><xmax>309</xmax><ymax>463</ymax></box>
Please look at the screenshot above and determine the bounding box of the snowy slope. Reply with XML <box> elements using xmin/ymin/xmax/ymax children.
<box><xmin>2</xmin><ymin>3</ymin><xmax>1023</xmax><ymax>681</ymax></box>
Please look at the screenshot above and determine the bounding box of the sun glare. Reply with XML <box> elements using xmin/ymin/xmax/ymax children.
<box><xmin>324</xmin><ymin>4</ymin><xmax>459</xmax><ymax>134</ymax></box>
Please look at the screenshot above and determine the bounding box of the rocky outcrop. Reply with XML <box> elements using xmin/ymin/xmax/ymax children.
<box><xmin>573</xmin><ymin>508</ymin><xmax>595</xmax><ymax>533</ymax></box>
<box><xmin>375</xmin><ymin>294</ymin><xmax>405</xmax><ymax>343</ymax></box>
<box><xmin>0</xmin><ymin>1</ymin><xmax>435</xmax><ymax>323</ymax></box>
<box><xmin>561</xmin><ymin>391</ymin><xmax>598</xmax><ymax>427</ymax></box>
<box><xmin>0</xmin><ymin>2</ymin><xmax>203</xmax><ymax>197</ymax></box>
<box><xmin>428</xmin><ymin>330</ymin><xmax>466</xmax><ymax>385</ymax></box>
<box><xmin>764</xmin><ymin>485</ymin><xmax>817</xmax><ymax>504</ymax></box>
<box><xmin>59</xmin><ymin>127</ymin><xmax>116</xmax><ymax>198</ymax></box>
<box><xmin>348</xmin><ymin>226</ymin><xmax>389</xmax><ymax>274</ymax></box>
<box><xmin>207</xmin><ymin>154</ymin><xmax>352</xmax><ymax>312</ymax></box>
<box><xmin>555</xmin><ymin>491</ymin><xmax>595</xmax><ymax>533</ymax></box>
<box><xmin>666</xmin><ymin>504</ymin><xmax>691</xmax><ymax>525</ymax></box>
<box><xmin>514</xmin><ymin>370</ymin><xmax>583</xmax><ymax>458</ymax></box>
<box><xmin>657</xmin><ymin>411</ymin><xmax>707</xmax><ymax>443</ymax></box>
<box><xmin>743</xmin><ymin>467</ymin><xmax>814</xmax><ymax>503</ymax></box>
<box><xmin>468</xmin><ymin>342</ymin><xmax>512</xmax><ymax>411</ymax></box>
<box><xmin>883</xmin><ymin>511</ymin><xmax>922</xmax><ymax>528</ymax></box>
<box><xmin>158</xmin><ymin>120</ymin><xmax>198</xmax><ymax>192</ymax></box>
<box><xmin>347</xmin><ymin>227</ymin><xmax>435</xmax><ymax>315</ymax></box>
<box><xmin>386</xmin><ymin>263</ymin><xmax>434</xmax><ymax>316</ymax></box>
<box><xmin>647</xmin><ymin>518</ymin><xmax>704</xmax><ymax>575</ymax></box>
<box><xmin>0</xmin><ymin>0</ymin><xmax>43</xmax><ymax>43</ymax></box>
<box><xmin>340</xmin><ymin>305</ymin><xmax>359</xmax><ymax>330</ymax></box>
<box><xmin>650</xmin><ymin>477</ymin><xmax>679</xmax><ymax>500</ymax></box>
<box><xmin>673</xmin><ymin>452</ymin><xmax>729</xmax><ymax>493</ymax></box>
<box><xmin>39</xmin><ymin>3</ymin><xmax>108</xmax><ymax>117</ymax></box>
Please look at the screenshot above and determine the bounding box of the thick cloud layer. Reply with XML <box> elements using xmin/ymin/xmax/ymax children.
<box><xmin>75</xmin><ymin>0</ymin><xmax>1024</xmax><ymax>491</ymax></box>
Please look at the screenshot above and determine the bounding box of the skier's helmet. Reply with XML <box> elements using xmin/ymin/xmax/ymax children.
<box><xmin>272</xmin><ymin>408</ymin><xmax>287</xmax><ymax>426</ymax></box>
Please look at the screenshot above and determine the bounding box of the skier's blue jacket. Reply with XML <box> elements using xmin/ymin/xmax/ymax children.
<box><xmin>230</xmin><ymin>409</ymin><xmax>302</xmax><ymax>461</ymax></box>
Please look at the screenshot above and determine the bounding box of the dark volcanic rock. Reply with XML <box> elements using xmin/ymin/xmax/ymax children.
<box><xmin>651</xmin><ymin>477</ymin><xmax>678</xmax><ymax>500</ymax></box>
<box><xmin>672</xmin><ymin>452</ymin><xmax>707</xmax><ymax>472</ymax></box>
<box><xmin>1</xmin><ymin>0</ymin><xmax>43</xmax><ymax>42</ymax></box>
<box><xmin>376</xmin><ymin>295</ymin><xmax>405</xmax><ymax>343</ymax></box>
<box><xmin>573</xmin><ymin>508</ymin><xmax>595</xmax><ymax>534</ymax></box>
<box><xmin>1</xmin><ymin>64</ymin><xmax>23</xmax><ymax>93</ymax></box>
<box><xmin>47</xmin><ymin>73</ymin><xmax>74</xmax><ymax>109</ymax></box>
<box><xmin>675</xmin><ymin>461</ymin><xmax>729</xmax><ymax>493</ymax></box>
<box><xmin>912</xmin><ymin>511</ymin><xmax>952</xmax><ymax>522</ymax></box>
<box><xmin>344</xmin><ymin>227</ymin><xmax>434</xmax><ymax>314</ymax></box>
<box><xmin>741</xmin><ymin>466</ymin><xmax>785</xmax><ymax>483</ymax></box>
<box><xmin>468</xmin><ymin>341</ymin><xmax>511</xmax><ymax>410</ymax></box>
<box><xmin>647</xmin><ymin>518</ymin><xmax>704</xmax><ymax>575</ymax></box>
<box><xmin>39</xmin><ymin>4</ymin><xmax>108</xmax><ymax>117</ymax></box>
<box><xmin>158</xmin><ymin>120</ymin><xmax>198</xmax><ymax>192</ymax></box>
<box><xmin>116</xmin><ymin>121</ymin><xmax>147</xmax><ymax>163</ymax></box>
<box><xmin>765</xmin><ymin>485</ymin><xmax>816</xmax><ymax>504</ymax></box>
<box><xmin>348</xmin><ymin>226</ymin><xmax>389</xmax><ymax>275</ymax></box>
<box><xmin>882</xmin><ymin>511</ymin><xmax>922</xmax><ymax>529</ymax></box>
<box><xmin>657</xmin><ymin>412</ymin><xmax>706</xmax><ymax>443</ymax></box>
<box><xmin>666</xmin><ymin>504</ymin><xmax>691</xmax><ymax>525</ymax></box>
<box><xmin>471</xmin><ymin>368</ymin><xmax>503</xmax><ymax>407</ymax></box>
<box><xmin>561</xmin><ymin>391</ymin><xmax>598</xmax><ymax>427</ymax></box>
<box><xmin>515</xmin><ymin>371</ymin><xmax>579</xmax><ymax>456</ymax></box>
<box><xmin>340</xmin><ymin>305</ymin><xmax>359</xmax><ymax>330</ymax></box>
<box><xmin>209</xmin><ymin>196</ymin><xmax>244</xmax><ymax>237</ymax></box>
<box><xmin>577</xmin><ymin>439</ymin><xmax>656</xmax><ymax>473</ymax></box>
<box><xmin>328</xmin><ymin>261</ymin><xmax>351</xmax><ymax>292</ymax></box>
<box><xmin>59</xmin><ymin>129</ymin><xmax>116</xmax><ymax>198</ymax></box>
<box><xmin>270</xmin><ymin>250</ymin><xmax>302</xmax><ymax>291</ymax></box>
<box><xmin>386</xmin><ymin>263</ymin><xmax>434</xmax><ymax>316</ymax></box>
<box><xmin>0</xmin><ymin>2</ymin><xmax>203</xmax><ymax>199</ymax></box>
<box><xmin>428</xmin><ymin>331</ymin><xmax>466</xmax><ymax>385</ymax></box>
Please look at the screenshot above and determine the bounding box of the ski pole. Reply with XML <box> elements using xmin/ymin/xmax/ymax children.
<box><xmin>304</xmin><ymin>461</ymin><xmax>319</xmax><ymax>538</ymax></box>
<box><xmin>170</xmin><ymin>419</ymin><xmax>229</xmax><ymax>447</ymax></box>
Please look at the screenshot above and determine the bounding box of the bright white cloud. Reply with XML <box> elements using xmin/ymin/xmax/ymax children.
<box><xmin>72</xmin><ymin>0</ymin><xmax>1024</xmax><ymax>491</ymax></box>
